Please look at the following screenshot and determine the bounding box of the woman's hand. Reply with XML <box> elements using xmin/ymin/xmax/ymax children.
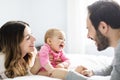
<box><xmin>30</xmin><ymin>48</ymin><xmax>38</xmax><ymax>67</ymax></box>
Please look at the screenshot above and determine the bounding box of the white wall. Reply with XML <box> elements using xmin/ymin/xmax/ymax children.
<box><xmin>66</xmin><ymin>0</ymin><xmax>85</xmax><ymax>54</ymax></box>
<box><xmin>66</xmin><ymin>0</ymin><xmax>114</xmax><ymax>57</ymax></box>
<box><xmin>30</xmin><ymin>0</ymin><xmax>67</xmax><ymax>46</ymax></box>
<box><xmin>0</xmin><ymin>0</ymin><xmax>67</xmax><ymax>51</ymax></box>
<box><xmin>0</xmin><ymin>0</ymin><xmax>116</xmax><ymax>56</ymax></box>
<box><xmin>66</xmin><ymin>0</ymin><xmax>95</xmax><ymax>54</ymax></box>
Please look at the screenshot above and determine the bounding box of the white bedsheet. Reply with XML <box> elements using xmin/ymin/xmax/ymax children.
<box><xmin>67</xmin><ymin>54</ymin><xmax>113</xmax><ymax>70</ymax></box>
<box><xmin>2</xmin><ymin>54</ymin><xmax>113</xmax><ymax>80</ymax></box>
<box><xmin>4</xmin><ymin>75</ymin><xmax>61</xmax><ymax>80</ymax></box>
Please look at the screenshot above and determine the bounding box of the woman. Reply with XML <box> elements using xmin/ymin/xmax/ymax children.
<box><xmin>0</xmin><ymin>21</ymin><xmax>37</xmax><ymax>79</ymax></box>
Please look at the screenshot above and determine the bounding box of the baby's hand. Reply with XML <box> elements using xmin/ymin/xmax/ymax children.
<box><xmin>55</xmin><ymin>63</ymin><xmax>64</xmax><ymax>68</ymax></box>
<box><xmin>49</xmin><ymin>54</ymin><xmax>54</xmax><ymax>61</ymax></box>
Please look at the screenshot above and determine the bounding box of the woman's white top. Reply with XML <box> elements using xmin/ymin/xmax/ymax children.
<box><xmin>0</xmin><ymin>52</ymin><xmax>5</xmax><ymax>73</ymax></box>
<box><xmin>0</xmin><ymin>52</ymin><xmax>7</xmax><ymax>78</ymax></box>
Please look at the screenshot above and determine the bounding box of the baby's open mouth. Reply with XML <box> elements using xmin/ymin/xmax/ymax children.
<box><xmin>59</xmin><ymin>44</ymin><xmax>64</xmax><ymax>48</ymax></box>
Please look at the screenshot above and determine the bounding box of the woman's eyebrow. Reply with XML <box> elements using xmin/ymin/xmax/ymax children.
<box><xmin>24</xmin><ymin>34</ymin><xmax>30</xmax><ymax>37</ymax></box>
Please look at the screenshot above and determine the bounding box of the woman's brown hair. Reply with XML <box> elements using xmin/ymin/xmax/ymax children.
<box><xmin>0</xmin><ymin>21</ymin><xmax>33</xmax><ymax>78</ymax></box>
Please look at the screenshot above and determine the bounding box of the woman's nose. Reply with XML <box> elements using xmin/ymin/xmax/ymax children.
<box><xmin>32</xmin><ymin>36</ymin><xmax>36</xmax><ymax>41</ymax></box>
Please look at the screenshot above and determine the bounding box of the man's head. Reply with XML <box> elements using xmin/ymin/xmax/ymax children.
<box><xmin>87</xmin><ymin>0</ymin><xmax>120</xmax><ymax>51</ymax></box>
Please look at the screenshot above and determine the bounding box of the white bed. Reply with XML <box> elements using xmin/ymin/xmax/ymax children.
<box><xmin>3</xmin><ymin>54</ymin><xmax>113</xmax><ymax>80</ymax></box>
<box><xmin>4</xmin><ymin>75</ymin><xmax>61</xmax><ymax>80</ymax></box>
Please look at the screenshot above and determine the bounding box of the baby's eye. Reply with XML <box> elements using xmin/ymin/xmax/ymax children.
<box><xmin>59</xmin><ymin>37</ymin><xmax>63</xmax><ymax>40</ymax></box>
<box><xmin>59</xmin><ymin>37</ymin><xmax>65</xmax><ymax>41</ymax></box>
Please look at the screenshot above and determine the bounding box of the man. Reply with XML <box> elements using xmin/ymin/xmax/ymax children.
<box><xmin>50</xmin><ymin>1</ymin><xmax>120</xmax><ymax>80</ymax></box>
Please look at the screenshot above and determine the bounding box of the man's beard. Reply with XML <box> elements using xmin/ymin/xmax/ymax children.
<box><xmin>96</xmin><ymin>30</ymin><xmax>109</xmax><ymax>51</ymax></box>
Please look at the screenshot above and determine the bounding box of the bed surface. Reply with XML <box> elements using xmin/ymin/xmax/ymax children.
<box><xmin>3</xmin><ymin>54</ymin><xmax>113</xmax><ymax>80</ymax></box>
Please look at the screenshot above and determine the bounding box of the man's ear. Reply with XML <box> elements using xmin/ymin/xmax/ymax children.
<box><xmin>98</xmin><ymin>21</ymin><xmax>109</xmax><ymax>34</ymax></box>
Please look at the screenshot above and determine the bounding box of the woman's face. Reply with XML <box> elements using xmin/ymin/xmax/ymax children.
<box><xmin>20</xmin><ymin>26</ymin><xmax>36</xmax><ymax>57</ymax></box>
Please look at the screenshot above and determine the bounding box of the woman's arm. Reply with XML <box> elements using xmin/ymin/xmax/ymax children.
<box><xmin>30</xmin><ymin>54</ymin><xmax>41</xmax><ymax>74</ymax></box>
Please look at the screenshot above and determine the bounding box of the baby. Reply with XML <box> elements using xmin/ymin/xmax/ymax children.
<box><xmin>31</xmin><ymin>28</ymin><xmax>70</xmax><ymax>76</ymax></box>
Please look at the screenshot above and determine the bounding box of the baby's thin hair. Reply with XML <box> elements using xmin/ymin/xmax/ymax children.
<box><xmin>44</xmin><ymin>28</ymin><xmax>62</xmax><ymax>43</ymax></box>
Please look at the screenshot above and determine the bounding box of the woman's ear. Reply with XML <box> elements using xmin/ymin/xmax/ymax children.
<box><xmin>98</xmin><ymin>21</ymin><xmax>109</xmax><ymax>35</ymax></box>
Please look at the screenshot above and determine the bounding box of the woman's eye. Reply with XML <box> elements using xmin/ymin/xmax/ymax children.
<box><xmin>26</xmin><ymin>36</ymin><xmax>30</xmax><ymax>40</ymax></box>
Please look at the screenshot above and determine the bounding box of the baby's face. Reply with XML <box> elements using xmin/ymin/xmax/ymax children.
<box><xmin>49</xmin><ymin>31</ymin><xmax>65</xmax><ymax>52</ymax></box>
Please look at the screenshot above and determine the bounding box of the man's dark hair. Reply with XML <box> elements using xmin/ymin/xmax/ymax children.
<box><xmin>88</xmin><ymin>0</ymin><xmax>120</xmax><ymax>30</ymax></box>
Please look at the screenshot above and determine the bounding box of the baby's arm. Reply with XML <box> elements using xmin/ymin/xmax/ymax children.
<box><xmin>62</xmin><ymin>60</ymin><xmax>70</xmax><ymax>69</ymax></box>
<box><xmin>59</xmin><ymin>52</ymin><xmax>70</xmax><ymax>69</ymax></box>
<box><xmin>56</xmin><ymin>60</ymin><xmax>70</xmax><ymax>69</ymax></box>
<box><xmin>38</xmin><ymin>45</ymin><xmax>55</xmax><ymax>75</ymax></box>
